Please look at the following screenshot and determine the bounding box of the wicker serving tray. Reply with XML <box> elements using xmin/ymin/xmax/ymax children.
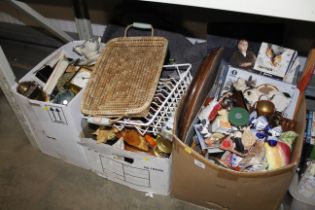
<box><xmin>81</xmin><ymin>35</ymin><xmax>168</xmax><ymax>117</ymax></box>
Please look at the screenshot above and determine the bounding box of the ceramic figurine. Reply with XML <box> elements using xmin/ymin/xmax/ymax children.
<box><xmin>251</xmin><ymin>115</ymin><xmax>269</xmax><ymax>131</ymax></box>
<box><xmin>241</xmin><ymin>81</ymin><xmax>292</xmax><ymax>113</ymax></box>
<box><xmin>239</xmin><ymin>141</ymin><xmax>267</xmax><ymax>172</ymax></box>
<box><xmin>217</xmin><ymin>109</ymin><xmax>230</xmax><ymax>123</ymax></box>
<box><xmin>269</xmin><ymin>92</ymin><xmax>291</xmax><ymax>113</ymax></box>
<box><xmin>220</xmin><ymin>137</ymin><xmax>235</xmax><ymax>151</ymax></box>
<box><xmin>211</xmin><ymin>118</ymin><xmax>232</xmax><ymax>134</ymax></box>
<box><xmin>233</xmin><ymin>78</ymin><xmax>249</xmax><ymax>92</ymax></box>
<box><xmin>241</xmin><ymin>126</ymin><xmax>256</xmax><ymax>150</ymax></box>
<box><xmin>198</xmin><ymin>98</ymin><xmax>219</xmax><ymax>136</ymax></box>
<box><xmin>233</xmin><ymin>76</ymin><xmax>256</xmax><ymax>92</ymax></box>
<box><xmin>74</xmin><ymin>36</ymin><xmax>102</xmax><ymax>66</ymax></box>
<box><xmin>230</xmin><ymin>153</ymin><xmax>243</xmax><ymax>170</ymax></box>
<box><xmin>264</xmin><ymin>141</ymin><xmax>291</xmax><ymax>170</ymax></box>
<box><xmin>243</xmin><ymin>88</ymin><xmax>260</xmax><ymax>107</ymax></box>
<box><xmin>249</xmin><ymin>111</ymin><xmax>258</xmax><ymax>123</ymax></box>
<box><xmin>198</xmin><ymin>98</ymin><xmax>218</xmax><ymax>122</ymax></box>
<box><xmin>208</xmin><ymin>102</ymin><xmax>223</xmax><ymax>122</ymax></box>
<box><xmin>280</xmin><ymin>117</ymin><xmax>296</xmax><ymax>131</ymax></box>
<box><xmin>205</xmin><ymin>132</ymin><xmax>225</xmax><ymax>147</ymax></box>
<box><xmin>268</xmin><ymin>126</ymin><xmax>282</xmax><ymax>138</ymax></box>
<box><xmin>230</xmin><ymin>39</ymin><xmax>257</xmax><ymax>69</ymax></box>
<box><xmin>243</xmin><ymin>85</ymin><xmax>275</xmax><ymax>107</ymax></box>
<box><xmin>93</xmin><ymin>127</ymin><xmax>116</xmax><ymax>144</ymax></box>
<box><xmin>279</xmin><ymin>131</ymin><xmax>298</xmax><ymax>149</ymax></box>
<box><xmin>211</xmin><ymin>109</ymin><xmax>232</xmax><ymax>134</ymax></box>
<box><xmin>250</xmin><ymin>129</ymin><xmax>267</xmax><ymax>141</ymax></box>
<box><xmin>229</xmin><ymin>131</ymin><xmax>245</xmax><ymax>154</ymax></box>
<box><xmin>267</xmin><ymin>136</ymin><xmax>278</xmax><ymax>147</ymax></box>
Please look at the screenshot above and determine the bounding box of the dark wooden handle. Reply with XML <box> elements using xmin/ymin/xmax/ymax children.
<box><xmin>176</xmin><ymin>47</ymin><xmax>224</xmax><ymax>142</ymax></box>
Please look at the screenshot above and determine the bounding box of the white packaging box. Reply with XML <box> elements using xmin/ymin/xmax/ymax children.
<box><xmin>12</xmin><ymin>41</ymin><xmax>90</xmax><ymax>169</ymax></box>
<box><xmin>220</xmin><ymin>67</ymin><xmax>300</xmax><ymax>119</ymax></box>
<box><xmin>289</xmin><ymin>174</ymin><xmax>315</xmax><ymax>210</ymax></box>
<box><xmin>80</xmin><ymin>137</ymin><xmax>171</xmax><ymax>195</ymax></box>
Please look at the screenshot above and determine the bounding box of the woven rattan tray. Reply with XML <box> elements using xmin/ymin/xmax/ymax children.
<box><xmin>81</xmin><ymin>24</ymin><xmax>168</xmax><ymax>117</ymax></box>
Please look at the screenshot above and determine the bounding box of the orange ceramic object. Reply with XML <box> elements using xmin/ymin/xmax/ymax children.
<box><xmin>145</xmin><ymin>134</ymin><xmax>157</xmax><ymax>147</ymax></box>
<box><xmin>116</xmin><ymin>129</ymin><xmax>149</xmax><ymax>151</ymax></box>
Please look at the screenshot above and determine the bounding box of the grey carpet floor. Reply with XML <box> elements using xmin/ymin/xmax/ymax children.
<box><xmin>0</xmin><ymin>90</ymin><xmax>205</xmax><ymax>210</ymax></box>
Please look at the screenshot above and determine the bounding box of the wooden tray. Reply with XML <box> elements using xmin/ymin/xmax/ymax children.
<box><xmin>81</xmin><ymin>24</ymin><xmax>168</xmax><ymax>117</ymax></box>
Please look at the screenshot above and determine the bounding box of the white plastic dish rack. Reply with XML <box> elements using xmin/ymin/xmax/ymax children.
<box><xmin>86</xmin><ymin>63</ymin><xmax>192</xmax><ymax>135</ymax></box>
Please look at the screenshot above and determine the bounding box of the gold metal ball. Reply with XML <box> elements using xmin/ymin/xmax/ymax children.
<box><xmin>256</xmin><ymin>100</ymin><xmax>275</xmax><ymax>116</ymax></box>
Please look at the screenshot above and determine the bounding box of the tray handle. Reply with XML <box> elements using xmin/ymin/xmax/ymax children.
<box><xmin>124</xmin><ymin>22</ymin><xmax>154</xmax><ymax>37</ymax></box>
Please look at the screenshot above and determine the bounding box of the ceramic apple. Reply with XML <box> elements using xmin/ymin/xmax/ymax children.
<box><xmin>264</xmin><ymin>141</ymin><xmax>291</xmax><ymax>170</ymax></box>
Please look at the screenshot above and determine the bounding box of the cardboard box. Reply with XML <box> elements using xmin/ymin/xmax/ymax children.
<box><xmin>172</xmin><ymin>99</ymin><xmax>305</xmax><ymax>210</ymax></box>
<box><xmin>171</xmin><ymin>51</ymin><xmax>305</xmax><ymax>209</ymax></box>
<box><xmin>12</xmin><ymin>41</ymin><xmax>90</xmax><ymax>169</ymax></box>
<box><xmin>80</xmin><ymin>136</ymin><xmax>171</xmax><ymax>195</ymax></box>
